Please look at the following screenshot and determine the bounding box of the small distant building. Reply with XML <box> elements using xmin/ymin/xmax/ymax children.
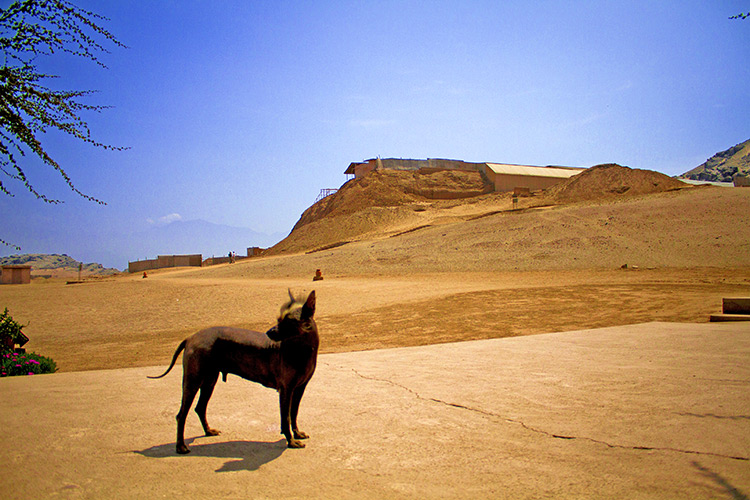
<box><xmin>344</xmin><ymin>157</ymin><xmax>585</xmax><ymax>193</ymax></box>
<box><xmin>1</xmin><ymin>265</ymin><xmax>31</xmax><ymax>285</ymax></box>
<box><xmin>734</xmin><ymin>174</ymin><xmax>749</xmax><ymax>187</ymax></box>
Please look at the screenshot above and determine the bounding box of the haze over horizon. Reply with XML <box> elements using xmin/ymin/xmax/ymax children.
<box><xmin>1</xmin><ymin>1</ymin><xmax>748</xmax><ymax>269</ymax></box>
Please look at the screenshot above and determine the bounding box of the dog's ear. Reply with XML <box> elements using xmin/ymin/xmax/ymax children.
<box><xmin>302</xmin><ymin>290</ymin><xmax>316</xmax><ymax>319</ymax></box>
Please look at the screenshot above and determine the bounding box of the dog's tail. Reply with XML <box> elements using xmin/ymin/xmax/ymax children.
<box><xmin>147</xmin><ymin>340</ymin><xmax>187</xmax><ymax>379</ymax></box>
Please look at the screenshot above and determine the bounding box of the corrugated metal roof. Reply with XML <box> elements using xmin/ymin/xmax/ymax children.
<box><xmin>485</xmin><ymin>164</ymin><xmax>585</xmax><ymax>178</ymax></box>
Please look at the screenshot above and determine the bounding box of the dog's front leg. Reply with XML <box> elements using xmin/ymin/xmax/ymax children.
<box><xmin>279</xmin><ymin>388</ymin><xmax>305</xmax><ymax>448</ymax></box>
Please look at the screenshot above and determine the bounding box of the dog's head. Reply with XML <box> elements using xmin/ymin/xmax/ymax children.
<box><xmin>267</xmin><ymin>290</ymin><xmax>316</xmax><ymax>341</ymax></box>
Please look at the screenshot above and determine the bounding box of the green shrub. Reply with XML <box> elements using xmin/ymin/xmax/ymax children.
<box><xmin>0</xmin><ymin>308</ymin><xmax>57</xmax><ymax>376</ymax></box>
<box><xmin>1</xmin><ymin>351</ymin><xmax>57</xmax><ymax>376</ymax></box>
<box><xmin>0</xmin><ymin>307</ymin><xmax>28</xmax><ymax>352</ymax></box>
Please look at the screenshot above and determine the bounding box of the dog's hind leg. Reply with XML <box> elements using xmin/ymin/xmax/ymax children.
<box><xmin>176</xmin><ymin>352</ymin><xmax>208</xmax><ymax>455</ymax></box>
<box><xmin>194</xmin><ymin>370</ymin><xmax>221</xmax><ymax>438</ymax></box>
<box><xmin>290</xmin><ymin>382</ymin><xmax>309</xmax><ymax>440</ymax></box>
<box><xmin>175</xmin><ymin>377</ymin><xmax>200</xmax><ymax>454</ymax></box>
<box><xmin>279</xmin><ymin>387</ymin><xmax>305</xmax><ymax>448</ymax></box>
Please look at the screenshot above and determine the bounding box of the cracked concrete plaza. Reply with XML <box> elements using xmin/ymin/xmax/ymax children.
<box><xmin>1</xmin><ymin>321</ymin><xmax>749</xmax><ymax>499</ymax></box>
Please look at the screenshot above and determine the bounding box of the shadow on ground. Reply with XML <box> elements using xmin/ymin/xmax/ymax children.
<box><xmin>692</xmin><ymin>462</ymin><xmax>749</xmax><ymax>500</ymax></box>
<box><xmin>134</xmin><ymin>437</ymin><xmax>287</xmax><ymax>472</ymax></box>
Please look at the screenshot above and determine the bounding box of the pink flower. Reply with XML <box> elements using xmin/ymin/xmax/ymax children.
<box><xmin>27</xmin><ymin>372</ymin><xmax>34</xmax><ymax>375</ymax></box>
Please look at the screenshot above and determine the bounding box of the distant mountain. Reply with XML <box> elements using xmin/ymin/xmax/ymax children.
<box><xmin>0</xmin><ymin>220</ymin><xmax>285</xmax><ymax>271</ymax></box>
<box><xmin>0</xmin><ymin>254</ymin><xmax>119</xmax><ymax>275</ymax></box>
<box><xmin>680</xmin><ymin>138</ymin><xmax>750</xmax><ymax>183</ymax></box>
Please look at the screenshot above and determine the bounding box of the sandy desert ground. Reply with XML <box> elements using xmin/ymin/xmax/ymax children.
<box><xmin>2</xmin><ymin>322</ymin><xmax>748</xmax><ymax>499</ymax></box>
<box><xmin>1</xmin><ymin>184</ymin><xmax>749</xmax><ymax>372</ymax></box>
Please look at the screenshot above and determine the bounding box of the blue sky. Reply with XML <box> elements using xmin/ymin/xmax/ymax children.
<box><xmin>1</xmin><ymin>1</ymin><xmax>748</xmax><ymax>268</ymax></box>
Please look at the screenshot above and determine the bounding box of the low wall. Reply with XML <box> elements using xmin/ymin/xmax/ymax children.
<box><xmin>128</xmin><ymin>254</ymin><xmax>202</xmax><ymax>273</ymax></box>
<box><xmin>159</xmin><ymin>254</ymin><xmax>202</xmax><ymax>268</ymax></box>
<box><xmin>376</xmin><ymin>158</ymin><xmax>484</xmax><ymax>173</ymax></box>
<box><xmin>200</xmin><ymin>248</ymin><xmax>265</xmax><ymax>267</ymax></box>
<box><xmin>491</xmin><ymin>173</ymin><xmax>568</xmax><ymax>192</ymax></box>
<box><xmin>354</xmin><ymin>158</ymin><xmax>486</xmax><ymax>179</ymax></box>
<box><xmin>202</xmin><ymin>255</ymin><xmax>253</xmax><ymax>266</ymax></box>
<box><xmin>202</xmin><ymin>256</ymin><xmax>230</xmax><ymax>266</ymax></box>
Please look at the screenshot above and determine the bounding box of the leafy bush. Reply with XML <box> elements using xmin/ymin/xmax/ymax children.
<box><xmin>0</xmin><ymin>307</ymin><xmax>28</xmax><ymax>350</ymax></box>
<box><xmin>0</xmin><ymin>308</ymin><xmax>57</xmax><ymax>376</ymax></box>
<box><xmin>1</xmin><ymin>351</ymin><xmax>57</xmax><ymax>376</ymax></box>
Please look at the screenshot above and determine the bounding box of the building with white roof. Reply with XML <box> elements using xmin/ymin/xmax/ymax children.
<box><xmin>344</xmin><ymin>158</ymin><xmax>586</xmax><ymax>193</ymax></box>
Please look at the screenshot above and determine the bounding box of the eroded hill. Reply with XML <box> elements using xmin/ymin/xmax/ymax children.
<box><xmin>545</xmin><ymin>163</ymin><xmax>686</xmax><ymax>202</ymax></box>
<box><xmin>0</xmin><ymin>254</ymin><xmax>119</xmax><ymax>278</ymax></box>
<box><xmin>268</xmin><ymin>164</ymin><xmax>692</xmax><ymax>256</ymax></box>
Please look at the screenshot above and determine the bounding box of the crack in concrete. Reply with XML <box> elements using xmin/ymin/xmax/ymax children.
<box><xmin>675</xmin><ymin>412</ymin><xmax>750</xmax><ymax>421</ymax></box>
<box><xmin>351</xmin><ymin>368</ymin><xmax>749</xmax><ymax>462</ymax></box>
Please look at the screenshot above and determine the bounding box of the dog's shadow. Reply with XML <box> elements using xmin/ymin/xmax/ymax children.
<box><xmin>134</xmin><ymin>437</ymin><xmax>287</xmax><ymax>472</ymax></box>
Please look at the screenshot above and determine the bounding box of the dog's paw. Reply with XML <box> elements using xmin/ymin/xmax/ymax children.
<box><xmin>293</xmin><ymin>430</ymin><xmax>309</xmax><ymax>440</ymax></box>
<box><xmin>287</xmin><ymin>439</ymin><xmax>306</xmax><ymax>449</ymax></box>
<box><xmin>176</xmin><ymin>444</ymin><xmax>191</xmax><ymax>454</ymax></box>
<box><xmin>205</xmin><ymin>428</ymin><xmax>221</xmax><ymax>437</ymax></box>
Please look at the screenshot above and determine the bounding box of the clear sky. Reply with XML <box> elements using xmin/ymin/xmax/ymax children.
<box><xmin>1</xmin><ymin>1</ymin><xmax>748</xmax><ymax>269</ymax></box>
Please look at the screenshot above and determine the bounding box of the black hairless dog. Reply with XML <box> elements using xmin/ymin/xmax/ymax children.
<box><xmin>149</xmin><ymin>290</ymin><xmax>319</xmax><ymax>454</ymax></box>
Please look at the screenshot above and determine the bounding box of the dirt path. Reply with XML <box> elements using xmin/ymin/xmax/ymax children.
<box><xmin>2</xmin><ymin>267</ymin><xmax>748</xmax><ymax>372</ymax></box>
